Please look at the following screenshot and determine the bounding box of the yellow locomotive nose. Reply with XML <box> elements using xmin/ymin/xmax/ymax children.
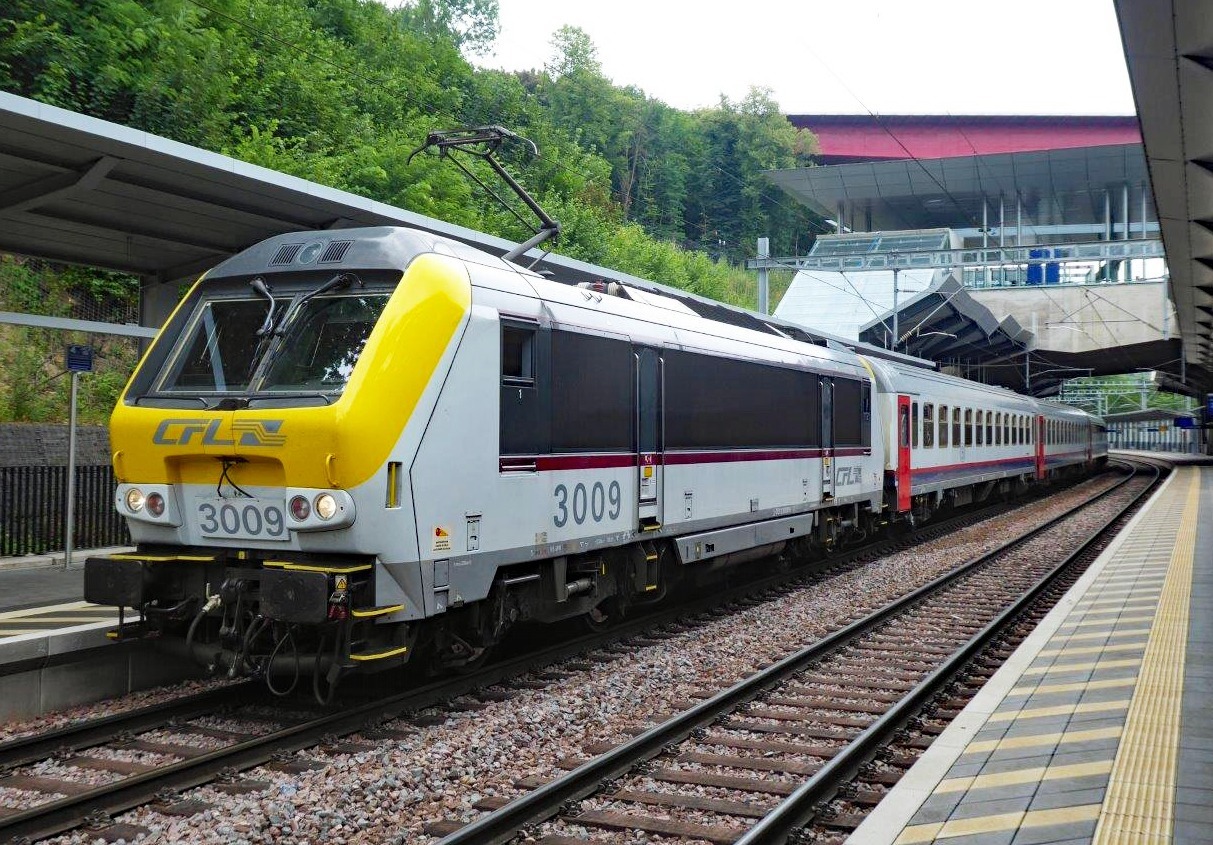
<box><xmin>110</xmin><ymin>252</ymin><xmax>472</xmax><ymax>494</ymax></box>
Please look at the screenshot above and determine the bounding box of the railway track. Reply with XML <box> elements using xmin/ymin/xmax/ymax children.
<box><xmin>427</xmin><ymin>458</ymin><xmax>1159</xmax><ymax>845</ymax></box>
<box><xmin>0</xmin><ymin>468</ymin><xmax>1135</xmax><ymax>844</ymax></box>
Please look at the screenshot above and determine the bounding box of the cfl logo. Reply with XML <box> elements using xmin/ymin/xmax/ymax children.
<box><xmin>152</xmin><ymin>418</ymin><xmax>286</xmax><ymax>447</ymax></box>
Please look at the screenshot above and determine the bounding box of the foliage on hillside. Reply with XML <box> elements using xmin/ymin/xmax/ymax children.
<box><xmin>0</xmin><ymin>257</ymin><xmax>141</xmax><ymax>425</ymax></box>
<box><xmin>0</xmin><ymin>0</ymin><xmax>822</xmax><ymax>422</ymax></box>
<box><xmin>0</xmin><ymin>0</ymin><xmax>820</xmax><ymax>269</ymax></box>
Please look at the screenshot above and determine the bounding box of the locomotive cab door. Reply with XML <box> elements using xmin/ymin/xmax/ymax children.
<box><xmin>896</xmin><ymin>395</ymin><xmax>911</xmax><ymax>512</ymax></box>
<box><xmin>1035</xmin><ymin>415</ymin><xmax>1046</xmax><ymax>480</ymax></box>
<box><xmin>636</xmin><ymin>347</ymin><xmax>663</xmax><ymax>529</ymax></box>
<box><xmin>820</xmin><ymin>379</ymin><xmax>834</xmax><ymax>499</ymax></box>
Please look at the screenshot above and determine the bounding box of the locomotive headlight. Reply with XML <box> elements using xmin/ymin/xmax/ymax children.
<box><xmin>146</xmin><ymin>492</ymin><xmax>165</xmax><ymax>517</ymax></box>
<box><xmin>289</xmin><ymin>495</ymin><xmax>311</xmax><ymax>521</ymax></box>
<box><xmin>314</xmin><ymin>493</ymin><xmax>338</xmax><ymax>520</ymax></box>
<box><xmin>125</xmin><ymin>488</ymin><xmax>146</xmax><ymax>513</ymax></box>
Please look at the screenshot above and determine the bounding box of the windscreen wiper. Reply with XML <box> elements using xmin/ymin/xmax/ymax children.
<box><xmin>246</xmin><ymin>276</ymin><xmax>277</xmax><ymax>381</ymax></box>
<box><xmin>272</xmin><ymin>272</ymin><xmax>361</xmax><ymax>338</ymax></box>
<box><xmin>250</xmin><ymin>273</ymin><xmax>363</xmax><ymax>387</ymax></box>
<box><xmin>249</xmin><ymin>276</ymin><xmax>276</xmax><ymax>335</ymax></box>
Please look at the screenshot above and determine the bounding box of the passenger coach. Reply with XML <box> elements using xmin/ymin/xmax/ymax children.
<box><xmin>868</xmin><ymin>359</ymin><xmax>1107</xmax><ymax>524</ymax></box>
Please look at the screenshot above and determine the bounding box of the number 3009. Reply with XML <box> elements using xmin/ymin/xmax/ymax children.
<box><xmin>553</xmin><ymin>481</ymin><xmax>621</xmax><ymax>527</ymax></box>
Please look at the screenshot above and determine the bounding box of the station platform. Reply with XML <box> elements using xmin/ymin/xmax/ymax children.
<box><xmin>848</xmin><ymin>462</ymin><xmax>1212</xmax><ymax>844</ymax></box>
<box><xmin>0</xmin><ymin>552</ymin><xmax>164</xmax><ymax>720</ymax></box>
<box><xmin>0</xmin><ymin>545</ymin><xmax>131</xmax><ymax>614</ymax></box>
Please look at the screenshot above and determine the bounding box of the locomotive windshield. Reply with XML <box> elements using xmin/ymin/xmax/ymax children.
<box><xmin>156</xmin><ymin>292</ymin><xmax>389</xmax><ymax>397</ymax></box>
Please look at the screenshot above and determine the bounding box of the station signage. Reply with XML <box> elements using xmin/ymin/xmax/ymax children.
<box><xmin>65</xmin><ymin>344</ymin><xmax>93</xmax><ymax>373</ymax></box>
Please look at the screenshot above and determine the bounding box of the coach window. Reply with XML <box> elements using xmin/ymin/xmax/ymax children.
<box><xmin>994</xmin><ymin>412</ymin><xmax>1001</xmax><ymax>445</ymax></box>
<box><xmin>953</xmin><ymin>407</ymin><xmax>961</xmax><ymax>447</ymax></box>
<box><xmin>923</xmin><ymin>403</ymin><xmax>935</xmax><ymax>448</ymax></box>
<box><xmin>939</xmin><ymin>405</ymin><xmax>948</xmax><ymax>448</ymax></box>
<box><xmin>912</xmin><ymin>401</ymin><xmax>920</xmax><ymax>448</ymax></box>
<box><xmin>976</xmin><ymin>410</ymin><xmax>984</xmax><ymax>445</ymax></box>
<box><xmin>965</xmin><ymin>409</ymin><xmax>973</xmax><ymax>446</ymax></box>
<box><xmin>1003</xmin><ymin>414</ymin><xmax>1009</xmax><ymax>445</ymax></box>
<box><xmin>985</xmin><ymin>411</ymin><xmax>993</xmax><ymax>445</ymax></box>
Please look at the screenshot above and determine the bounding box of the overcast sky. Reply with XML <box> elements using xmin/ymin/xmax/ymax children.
<box><xmin>475</xmin><ymin>0</ymin><xmax>1135</xmax><ymax>115</ymax></box>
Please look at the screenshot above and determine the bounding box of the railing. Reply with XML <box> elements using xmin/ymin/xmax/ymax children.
<box><xmin>745</xmin><ymin>238</ymin><xmax>1166</xmax><ymax>273</ymax></box>
<box><xmin>0</xmin><ymin>465</ymin><xmax>129</xmax><ymax>557</ymax></box>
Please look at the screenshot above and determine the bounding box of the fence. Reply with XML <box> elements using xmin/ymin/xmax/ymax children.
<box><xmin>0</xmin><ymin>465</ymin><xmax>129</xmax><ymax>556</ymax></box>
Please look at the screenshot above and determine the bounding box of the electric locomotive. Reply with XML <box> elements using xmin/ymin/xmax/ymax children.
<box><xmin>84</xmin><ymin>226</ymin><xmax>888</xmax><ymax>697</ymax></box>
<box><xmin>84</xmin><ymin>225</ymin><xmax>1106</xmax><ymax>699</ymax></box>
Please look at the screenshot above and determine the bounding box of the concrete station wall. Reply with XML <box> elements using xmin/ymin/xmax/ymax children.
<box><xmin>0</xmin><ymin>423</ymin><xmax>111</xmax><ymax>467</ymax></box>
<box><xmin>970</xmin><ymin>281</ymin><xmax>1177</xmax><ymax>354</ymax></box>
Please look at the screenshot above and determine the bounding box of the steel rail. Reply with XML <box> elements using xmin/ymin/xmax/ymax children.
<box><xmin>0</xmin><ymin>468</ymin><xmax>1123</xmax><ymax>844</ymax></box>
<box><xmin>435</xmin><ymin>461</ymin><xmax>1149</xmax><ymax>845</ymax></box>
<box><xmin>0</xmin><ymin>683</ymin><xmax>258</xmax><ymax>772</ymax></box>
<box><xmin>735</xmin><ymin>458</ymin><xmax>1160</xmax><ymax>844</ymax></box>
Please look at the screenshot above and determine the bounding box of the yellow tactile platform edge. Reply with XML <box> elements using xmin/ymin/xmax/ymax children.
<box><xmin>841</xmin><ymin>466</ymin><xmax>1191</xmax><ymax>845</ymax></box>
<box><xmin>1092</xmin><ymin>469</ymin><xmax>1200</xmax><ymax>844</ymax></box>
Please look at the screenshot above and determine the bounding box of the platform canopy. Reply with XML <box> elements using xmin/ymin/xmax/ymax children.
<box><xmin>1116</xmin><ymin>0</ymin><xmax>1213</xmax><ymax>397</ymax></box>
<box><xmin>0</xmin><ymin>91</ymin><xmax>932</xmax><ymax>369</ymax></box>
<box><xmin>765</xmin><ymin>144</ymin><xmax>1151</xmax><ymax>234</ymax></box>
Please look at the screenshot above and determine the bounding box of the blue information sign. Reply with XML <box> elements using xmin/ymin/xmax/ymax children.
<box><xmin>65</xmin><ymin>345</ymin><xmax>93</xmax><ymax>373</ymax></box>
<box><xmin>1176</xmin><ymin>416</ymin><xmax>1195</xmax><ymax>430</ymax></box>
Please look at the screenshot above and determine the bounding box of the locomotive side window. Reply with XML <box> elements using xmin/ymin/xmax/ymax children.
<box><xmin>551</xmin><ymin>331</ymin><xmax>633</xmax><ymax>452</ymax></box>
<box><xmin>939</xmin><ymin>405</ymin><xmax>949</xmax><ymax>448</ymax></box>
<box><xmin>912</xmin><ymin>402</ymin><xmax>920</xmax><ymax>449</ymax></box>
<box><xmin>665</xmin><ymin>350</ymin><xmax>820</xmax><ymax>449</ymax></box>
<box><xmin>832</xmin><ymin>377</ymin><xmax>868</xmax><ymax>448</ymax></box>
<box><xmin>501</xmin><ymin>325</ymin><xmax>535</xmax><ymax>385</ymax></box>
<box><xmin>500</xmin><ymin>320</ymin><xmax>549</xmax><ymax>456</ymax></box>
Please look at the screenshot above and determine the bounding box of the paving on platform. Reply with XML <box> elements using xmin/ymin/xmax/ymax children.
<box><xmin>846</xmin><ymin>463</ymin><xmax>1213</xmax><ymax>845</ymax></box>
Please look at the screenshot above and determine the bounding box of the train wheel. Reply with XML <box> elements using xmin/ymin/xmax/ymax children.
<box><xmin>582</xmin><ymin>597</ymin><xmax>621</xmax><ymax>633</ymax></box>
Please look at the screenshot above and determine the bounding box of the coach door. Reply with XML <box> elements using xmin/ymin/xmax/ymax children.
<box><xmin>636</xmin><ymin>347</ymin><xmax>663</xmax><ymax>529</ymax></box>
<box><xmin>820</xmin><ymin>379</ymin><xmax>835</xmax><ymax>499</ymax></box>
<box><xmin>1035</xmin><ymin>415</ymin><xmax>1046</xmax><ymax>480</ymax></box>
<box><xmin>896</xmin><ymin>395</ymin><xmax>911</xmax><ymax>511</ymax></box>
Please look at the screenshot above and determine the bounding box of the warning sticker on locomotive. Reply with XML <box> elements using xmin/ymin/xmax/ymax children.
<box><xmin>433</xmin><ymin>526</ymin><xmax>452</xmax><ymax>552</ymax></box>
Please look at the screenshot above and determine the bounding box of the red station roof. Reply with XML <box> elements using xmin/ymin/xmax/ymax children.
<box><xmin>787</xmin><ymin>114</ymin><xmax>1142</xmax><ymax>162</ymax></box>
